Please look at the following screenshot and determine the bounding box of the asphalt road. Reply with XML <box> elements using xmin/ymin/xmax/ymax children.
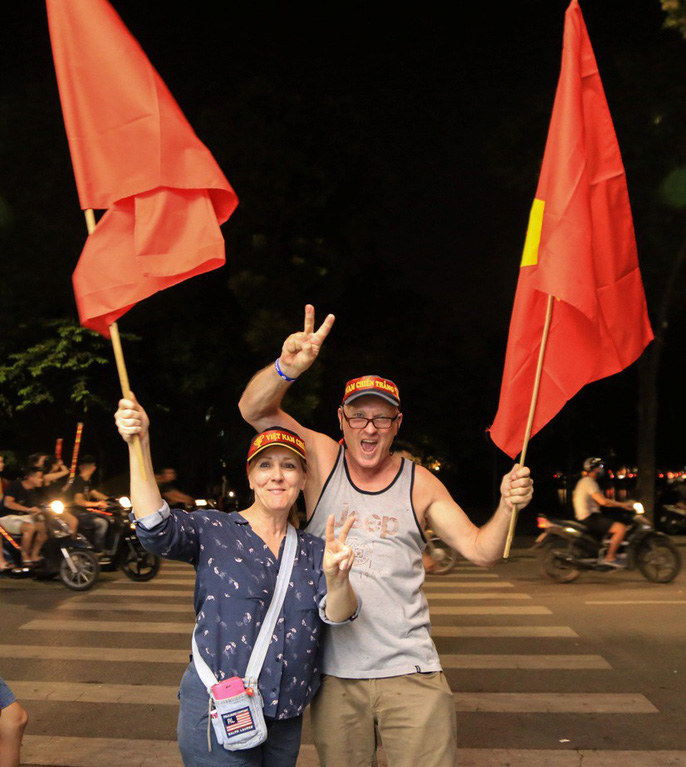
<box><xmin>2</xmin><ymin>538</ymin><xmax>686</xmax><ymax>766</ymax></box>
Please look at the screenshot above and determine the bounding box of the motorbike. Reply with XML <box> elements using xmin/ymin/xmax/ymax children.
<box><xmin>424</xmin><ymin>529</ymin><xmax>459</xmax><ymax>574</ymax></box>
<box><xmin>79</xmin><ymin>497</ymin><xmax>161</xmax><ymax>581</ymax></box>
<box><xmin>535</xmin><ymin>503</ymin><xmax>682</xmax><ymax>584</ymax></box>
<box><xmin>656</xmin><ymin>504</ymin><xmax>686</xmax><ymax>535</ymax></box>
<box><xmin>1</xmin><ymin>501</ymin><xmax>100</xmax><ymax>590</ymax></box>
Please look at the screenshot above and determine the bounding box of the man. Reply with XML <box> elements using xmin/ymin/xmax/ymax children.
<box><xmin>239</xmin><ymin>305</ymin><xmax>533</xmax><ymax>767</ymax></box>
<box><xmin>573</xmin><ymin>457</ymin><xmax>634</xmax><ymax>566</ymax></box>
<box><xmin>66</xmin><ymin>456</ymin><xmax>110</xmax><ymax>551</ymax></box>
<box><xmin>155</xmin><ymin>467</ymin><xmax>194</xmax><ymax>507</ymax></box>
<box><xmin>0</xmin><ymin>467</ymin><xmax>47</xmax><ymax>564</ymax></box>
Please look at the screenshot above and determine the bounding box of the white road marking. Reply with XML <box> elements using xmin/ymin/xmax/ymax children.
<box><xmin>20</xmin><ymin>619</ymin><xmax>192</xmax><ymax>634</ymax></box>
<box><xmin>452</xmin><ymin>692</ymin><xmax>658</xmax><ymax>713</ymax></box>
<box><xmin>0</xmin><ymin>645</ymin><xmax>188</xmax><ymax>662</ymax></box>
<box><xmin>429</xmin><ymin>605</ymin><xmax>551</xmax><ymax>616</ymax></box>
<box><xmin>431</xmin><ymin>626</ymin><xmax>577</xmax><ymax>637</ymax></box>
<box><xmin>440</xmin><ymin>654</ymin><xmax>611</xmax><ymax>669</ymax></box>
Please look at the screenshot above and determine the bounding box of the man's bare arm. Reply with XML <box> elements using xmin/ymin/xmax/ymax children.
<box><xmin>238</xmin><ymin>305</ymin><xmax>339</xmax><ymax>509</ymax></box>
<box><xmin>3</xmin><ymin>496</ymin><xmax>37</xmax><ymax>514</ymax></box>
<box><xmin>416</xmin><ymin>465</ymin><xmax>533</xmax><ymax>567</ymax></box>
<box><xmin>238</xmin><ymin>304</ymin><xmax>335</xmax><ymax>432</ymax></box>
<box><xmin>590</xmin><ymin>492</ymin><xmax>633</xmax><ymax>511</ymax></box>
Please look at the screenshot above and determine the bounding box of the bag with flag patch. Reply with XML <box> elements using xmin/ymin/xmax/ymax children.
<box><xmin>207</xmin><ymin>677</ymin><xmax>267</xmax><ymax>751</ymax></box>
<box><xmin>191</xmin><ymin>525</ymin><xmax>297</xmax><ymax>751</ymax></box>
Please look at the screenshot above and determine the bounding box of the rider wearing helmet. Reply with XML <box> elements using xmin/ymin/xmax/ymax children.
<box><xmin>572</xmin><ymin>458</ymin><xmax>635</xmax><ymax>567</ymax></box>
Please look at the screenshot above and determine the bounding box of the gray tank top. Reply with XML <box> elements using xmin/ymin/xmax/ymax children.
<box><xmin>306</xmin><ymin>447</ymin><xmax>442</xmax><ymax>678</ymax></box>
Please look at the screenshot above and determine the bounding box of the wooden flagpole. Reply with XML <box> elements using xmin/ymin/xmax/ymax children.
<box><xmin>503</xmin><ymin>293</ymin><xmax>555</xmax><ymax>558</ymax></box>
<box><xmin>84</xmin><ymin>210</ymin><xmax>147</xmax><ymax>481</ymax></box>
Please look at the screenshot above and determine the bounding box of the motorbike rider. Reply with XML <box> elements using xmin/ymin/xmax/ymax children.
<box><xmin>155</xmin><ymin>467</ymin><xmax>194</xmax><ymax>507</ymax></box>
<box><xmin>38</xmin><ymin>454</ymin><xmax>79</xmax><ymax>535</ymax></box>
<box><xmin>0</xmin><ymin>467</ymin><xmax>48</xmax><ymax>564</ymax></box>
<box><xmin>66</xmin><ymin>456</ymin><xmax>110</xmax><ymax>551</ymax></box>
<box><xmin>572</xmin><ymin>457</ymin><xmax>634</xmax><ymax>567</ymax></box>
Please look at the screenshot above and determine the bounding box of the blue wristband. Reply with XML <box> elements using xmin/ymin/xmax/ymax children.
<box><xmin>274</xmin><ymin>358</ymin><xmax>297</xmax><ymax>383</ymax></box>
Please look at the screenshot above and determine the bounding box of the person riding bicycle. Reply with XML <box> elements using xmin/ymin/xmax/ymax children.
<box><xmin>572</xmin><ymin>457</ymin><xmax>634</xmax><ymax>567</ymax></box>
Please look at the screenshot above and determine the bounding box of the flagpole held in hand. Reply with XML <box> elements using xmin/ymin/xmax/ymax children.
<box><xmin>84</xmin><ymin>210</ymin><xmax>148</xmax><ymax>481</ymax></box>
<box><xmin>503</xmin><ymin>294</ymin><xmax>554</xmax><ymax>559</ymax></box>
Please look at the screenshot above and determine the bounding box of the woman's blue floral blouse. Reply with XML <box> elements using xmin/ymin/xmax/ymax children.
<box><xmin>133</xmin><ymin>502</ymin><xmax>357</xmax><ymax>719</ymax></box>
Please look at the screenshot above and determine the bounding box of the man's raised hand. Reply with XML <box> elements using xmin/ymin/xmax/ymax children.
<box><xmin>278</xmin><ymin>305</ymin><xmax>335</xmax><ymax>380</ymax></box>
<box><xmin>323</xmin><ymin>513</ymin><xmax>355</xmax><ymax>582</ymax></box>
<box><xmin>500</xmin><ymin>464</ymin><xmax>534</xmax><ymax>512</ymax></box>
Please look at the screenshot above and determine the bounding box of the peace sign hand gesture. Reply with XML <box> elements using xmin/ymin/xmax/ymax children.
<box><xmin>278</xmin><ymin>305</ymin><xmax>335</xmax><ymax>380</ymax></box>
<box><xmin>322</xmin><ymin>513</ymin><xmax>355</xmax><ymax>583</ymax></box>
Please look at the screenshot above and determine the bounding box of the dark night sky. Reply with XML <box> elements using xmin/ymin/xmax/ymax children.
<box><xmin>2</xmin><ymin>2</ymin><xmax>684</xmax><ymax>514</ymax></box>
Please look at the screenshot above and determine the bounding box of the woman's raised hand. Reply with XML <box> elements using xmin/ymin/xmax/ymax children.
<box><xmin>322</xmin><ymin>513</ymin><xmax>356</xmax><ymax>582</ymax></box>
<box><xmin>114</xmin><ymin>394</ymin><xmax>150</xmax><ymax>444</ymax></box>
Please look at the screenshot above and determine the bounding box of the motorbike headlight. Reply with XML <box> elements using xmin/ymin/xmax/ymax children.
<box><xmin>118</xmin><ymin>496</ymin><xmax>132</xmax><ymax>509</ymax></box>
<box><xmin>633</xmin><ymin>502</ymin><xmax>645</xmax><ymax>515</ymax></box>
<box><xmin>194</xmin><ymin>499</ymin><xmax>208</xmax><ymax>507</ymax></box>
<box><xmin>50</xmin><ymin>500</ymin><xmax>64</xmax><ymax>514</ymax></box>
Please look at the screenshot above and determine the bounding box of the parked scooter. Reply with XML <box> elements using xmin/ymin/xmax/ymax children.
<box><xmin>1</xmin><ymin>501</ymin><xmax>99</xmax><ymax>590</ymax></box>
<box><xmin>656</xmin><ymin>504</ymin><xmax>686</xmax><ymax>535</ymax></box>
<box><xmin>535</xmin><ymin>503</ymin><xmax>681</xmax><ymax>584</ymax></box>
<box><xmin>79</xmin><ymin>497</ymin><xmax>161</xmax><ymax>581</ymax></box>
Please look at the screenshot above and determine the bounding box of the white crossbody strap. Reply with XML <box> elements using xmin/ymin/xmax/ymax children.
<box><xmin>192</xmin><ymin>524</ymin><xmax>298</xmax><ymax>691</ymax></box>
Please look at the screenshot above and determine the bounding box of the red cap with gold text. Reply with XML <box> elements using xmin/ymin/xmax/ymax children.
<box><xmin>342</xmin><ymin>375</ymin><xmax>400</xmax><ymax>408</ymax></box>
<box><xmin>246</xmin><ymin>428</ymin><xmax>307</xmax><ymax>467</ymax></box>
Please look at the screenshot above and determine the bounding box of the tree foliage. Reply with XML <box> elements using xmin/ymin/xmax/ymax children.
<box><xmin>0</xmin><ymin>319</ymin><xmax>113</xmax><ymax>416</ymax></box>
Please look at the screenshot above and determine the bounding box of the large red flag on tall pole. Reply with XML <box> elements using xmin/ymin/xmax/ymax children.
<box><xmin>46</xmin><ymin>0</ymin><xmax>238</xmax><ymax>337</ymax></box>
<box><xmin>490</xmin><ymin>0</ymin><xmax>653</xmax><ymax>460</ymax></box>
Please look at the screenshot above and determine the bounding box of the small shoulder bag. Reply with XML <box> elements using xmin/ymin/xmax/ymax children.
<box><xmin>191</xmin><ymin>524</ymin><xmax>298</xmax><ymax>752</ymax></box>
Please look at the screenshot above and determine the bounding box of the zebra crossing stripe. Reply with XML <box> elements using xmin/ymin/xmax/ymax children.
<box><xmin>440</xmin><ymin>654</ymin><xmax>611</xmax><ymax>669</ymax></box>
<box><xmin>426</xmin><ymin>592</ymin><xmax>531</xmax><ymax>600</ymax></box>
<box><xmin>452</xmin><ymin>692</ymin><xmax>658</xmax><ymax>713</ymax></box>
<box><xmin>0</xmin><ymin>644</ymin><xmax>188</xmax><ymax>662</ymax></box>
<box><xmin>85</xmin><ymin>589</ymin><xmax>193</xmax><ymax>597</ymax></box>
<box><xmin>20</xmin><ymin>619</ymin><xmax>193</xmax><ymax>634</ymax></box>
<box><xmin>117</xmin><ymin>578</ymin><xmax>196</xmax><ymax>586</ymax></box>
<box><xmin>58</xmin><ymin>601</ymin><xmax>193</xmax><ymax>613</ymax></box>
<box><xmin>423</xmin><ymin>573</ymin><xmax>500</xmax><ymax>579</ymax></box>
<box><xmin>423</xmin><ymin>581</ymin><xmax>515</xmax><ymax>588</ymax></box>
<box><xmin>6</xmin><ymin>681</ymin><xmax>178</xmax><ymax>704</ymax></box>
<box><xmin>452</xmin><ymin>751</ymin><xmax>686</xmax><ymax>767</ymax></box>
<box><xmin>430</xmin><ymin>605</ymin><xmax>550</xmax><ymax>615</ymax></box>
<box><xmin>431</xmin><ymin>626</ymin><xmax>577</xmax><ymax>637</ymax></box>
<box><xmin>585</xmin><ymin>600</ymin><xmax>686</xmax><ymax>605</ymax></box>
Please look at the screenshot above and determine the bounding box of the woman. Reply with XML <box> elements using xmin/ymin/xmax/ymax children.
<box><xmin>115</xmin><ymin>396</ymin><xmax>358</xmax><ymax>766</ymax></box>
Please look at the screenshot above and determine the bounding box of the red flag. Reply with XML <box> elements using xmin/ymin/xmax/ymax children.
<box><xmin>490</xmin><ymin>0</ymin><xmax>653</xmax><ymax>459</ymax></box>
<box><xmin>46</xmin><ymin>0</ymin><xmax>238</xmax><ymax>337</ymax></box>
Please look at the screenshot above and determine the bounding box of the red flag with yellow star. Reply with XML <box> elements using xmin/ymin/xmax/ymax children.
<box><xmin>490</xmin><ymin>0</ymin><xmax>653</xmax><ymax>459</ymax></box>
